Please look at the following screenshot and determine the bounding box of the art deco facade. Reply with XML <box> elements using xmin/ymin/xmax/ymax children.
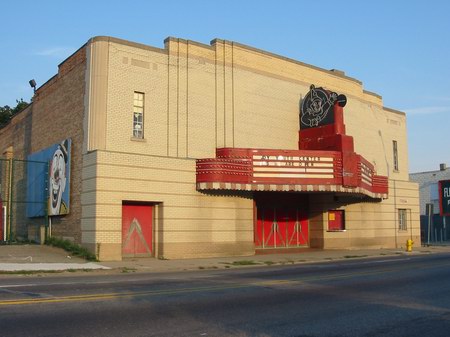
<box><xmin>0</xmin><ymin>36</ymin><xmax>420</xmax><ymax>260</ymax></box>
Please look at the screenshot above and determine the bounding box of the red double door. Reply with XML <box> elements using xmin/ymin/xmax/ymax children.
<box><xmin>255</xmin><ymin>194</ymin><xmax>309</xmax><ymax>249</ymax></box>
<box><xmin>122</xmin><ymin>203</ymin><xmax>153</xmax><ymax>257</ymax></box>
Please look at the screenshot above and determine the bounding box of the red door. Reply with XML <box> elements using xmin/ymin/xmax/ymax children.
<box><xmin>255</xmin><ymin>206</ymin><xmax>308</xmax><ymax>248</ymax></box>
<box><xmin>256</xmin><ymin>208</ymin><xmax>287</xmax><ymax>248</ymax></box>
<box><xmin>286</xmin><ymin>208</ymin><xmax>309</xmax><ymax>246</ymax></box>
<box><xmin>122</xmin><ymin>203</ymin><xmax>153</xmax><ymax>257</ymax></box>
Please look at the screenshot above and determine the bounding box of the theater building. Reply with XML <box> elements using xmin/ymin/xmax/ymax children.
<box><xmin>0</xmin><ymin>36</ymin><xmax>420</xmax><ymax>260</ymax></box>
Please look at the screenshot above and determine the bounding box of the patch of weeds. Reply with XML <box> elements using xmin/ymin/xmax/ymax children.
<box><xmin>224</xmin><ymin>265</ymin><xmax>231</xmax><ymax>269</ymax></box>
<box><xmin>45</xmin><ymin>237</ymin><xmax>97</xmax><ymax>261</ymax></box>
<box><xmin>264</xmin><ymin>261</ymin><xmax>275</xmax><ymax>266</ymax></box>
<box><xmin>158</xmin><ymin>256</ymin><xmax>169</xmax><ymax>260</ymax></box>
<box><xmin>121</xmin><ymin>267</ymin><xmax>137</xmax><ymax>273</ymax></box>
<box><xmin>198</xmin><ymin>266</ymin><xmax>218</xmax><ymax>270</ymax></box>
<box><xmin>1</xmin><ymin>236</ymin><xmax>38</xmax><ymax>245</ymax></box>
<box><xmin>344</xmin><ymin>255</ymin><xmax>368</xmax><ymax>259</ymax></box>
<box><xmin>324</xmin><ymin>257</ymin><xmax>334</xmax><ymax>260</ymax></box>
<box><xmin>62</xmin><ymin>268</ymin><xmax>95</xmax><ymax>274</ymax></box>
<box><xmin>231</xmin><ymin>260</ymin><xmax>260</xmax><ymax>266</ymax></box>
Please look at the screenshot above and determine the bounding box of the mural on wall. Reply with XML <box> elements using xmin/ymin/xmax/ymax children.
<box><xmin>48</xmin><ymin>139</ymin><xmax>70</xmax><ymax>215</ymax></box>
<box><xmin>300</xmin><ymin>85</ymin><xmax>346</xmax><ymax>129</ymax></box>
<box><xmin>26</xmin><ymin>139</ymin><xmax>71</xmax><ymax>217</ymax></box>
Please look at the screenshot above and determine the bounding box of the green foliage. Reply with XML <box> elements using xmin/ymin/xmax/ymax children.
<box><xmin>231</xmin><ymin>260</ymin><xmax>260</xmax><ymax>266</ymax></box>
<box><xmin>0</xmin><ymin>105</ymin><xmax>12</xmax><ymax>127</ymax></box>
<box><xmin>12</xmin><ymin>98</ymin><xmax>28</xmax><ymax>113</ymax></box>
<box><xmin>45</xmin><ymin>236</ymin><xmax>98</xmax><ymax>261</ymax></box>
<box><xmin>0</xmin><ymin>98</ymin><xmax>29</xmax><ymax>128</ymax></box>
<box><xmin>343</xmin><ymin>255</ymin><xmax>368</xmax><ymax>259</ymax></box>
<box><xmin>120</xmin><ymin>267</ymin><xmax>137</xmax><ymax>273</ymax></box>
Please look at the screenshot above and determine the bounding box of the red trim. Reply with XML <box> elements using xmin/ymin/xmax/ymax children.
<box><xmin>439</xmin><ymin>180</ymin><xmax>450</xmax><ymax>216</ymax></box>
<box><xmin>196</xmin><ymin>147</ymin><xmax>388</xmax><ymax>198</ymax></box>
<box><xmin>196</xmin><ymin>96</ymin><xmax>389</xmax><ymax>198</ymax></box>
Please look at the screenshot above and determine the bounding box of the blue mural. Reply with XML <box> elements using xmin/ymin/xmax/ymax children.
<box><xmin>26</xmin><ymin>139</ymin><xmax>71</xmax><ymax>217</ymax></box>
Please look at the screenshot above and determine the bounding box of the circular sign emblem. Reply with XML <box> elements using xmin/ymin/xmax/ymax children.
<box><xmin>300</xmin><ymin>85</ymin><xmax>345</xmax><ymax>129</ymax></box>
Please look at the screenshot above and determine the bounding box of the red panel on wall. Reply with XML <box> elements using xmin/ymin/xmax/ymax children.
<box><xmin>328</xmin><ymin>210</ymin><xmax>345</xmax><ymax>231</ymax></box>
<box><xmin>122</xmin><ymin>203</ymin><xmax>153</xmax><ymax>256</ymax></box>
<box><xmin>0</xmin><ymin>197</ymin><xmax>3</xmax><ymax>241</ymax></box>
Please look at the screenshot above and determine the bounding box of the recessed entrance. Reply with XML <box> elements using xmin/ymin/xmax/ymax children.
<box><xmin>254</xmin><ymin>193</ymin><xmax>309</xmax><ymax>249</ymax></box>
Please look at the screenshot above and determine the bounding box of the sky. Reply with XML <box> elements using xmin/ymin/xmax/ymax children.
<box><xmin>1</xmin><ymin>0</ymin><xmax>449</xmax><ymax>173</ymax></box>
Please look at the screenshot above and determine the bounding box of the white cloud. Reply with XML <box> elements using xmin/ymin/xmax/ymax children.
<box><xmin>34</xmin><ymin>47</ymin><xmax>75</xmax><ymax>58</ymax></box>
<box><xmin>403</xmin><ymin>106</ymin><xmax>450</xmax><ymax>115</ymax></box>
<box><xmin>423</xmin><ymin>96</ymin><xmax>450</xmax><ymax>102</ymax></box>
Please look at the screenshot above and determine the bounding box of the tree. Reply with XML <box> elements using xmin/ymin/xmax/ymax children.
<box><xmin>0</xmin><ymin>98</ymin><xmax>29</xmax><ymax>128</ymax></box>
<box><xmin>0</xmin><ymin>105</ymin><xmax>12</xmax><ymax>127</ymax></box>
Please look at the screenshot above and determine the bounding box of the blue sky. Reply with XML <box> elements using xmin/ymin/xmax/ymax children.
<box><xmin>1</xmin><ymin>0</ymin><xmax>449</xmax><ymax>173</ymax></box>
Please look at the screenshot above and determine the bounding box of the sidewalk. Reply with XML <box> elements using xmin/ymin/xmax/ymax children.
<box><xmin>100</xmin><ymin>245</ymin><xmax>450</xmax><ymax>273</ymax></box>
<box><xmin>0</xmin><ymin>245</ymin><xmax>450</xmax><ymax>273</ymax></box>
<box><xmin>1</xmin><ymin>244</ymin><xmax>450</xmax><ymax>274</ymax></box>
<box><xmin>0</xmin><ymin>244</ymin><xmax>111</xmax><ymax>272</ymax></box>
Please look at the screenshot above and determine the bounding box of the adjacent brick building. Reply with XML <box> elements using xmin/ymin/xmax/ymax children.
<box><xmin>0</xmin><ymin>36</ymin><xmax>420</xmax><ymax>260</ymax></box>
<box><xmin>410</xmin><ymin>164</ymin><xmax>450</xmax><ymax>242</ymax></box>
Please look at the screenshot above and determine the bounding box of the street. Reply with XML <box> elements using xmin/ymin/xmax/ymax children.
<box><xmin>1</xmin><ymin>253</ymin><xmax>450</xmax><ymax>336</ymax></box>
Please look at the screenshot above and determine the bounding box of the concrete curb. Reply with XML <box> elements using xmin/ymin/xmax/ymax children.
<box><xmin>0</xmin><ymin>263</ymin><xmax>111</xmax><ymax>272</ymax></box>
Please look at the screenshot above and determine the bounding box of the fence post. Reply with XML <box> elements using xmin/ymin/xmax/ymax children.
<box><xmin>44</xmin><ymin>161</ymin><xmax>50</xmax><ymax>243</ymax></box>
<box><xmin>7</xmin><ymin>158</ymin><xmax>14</xmax><ymax>242</ymax></box>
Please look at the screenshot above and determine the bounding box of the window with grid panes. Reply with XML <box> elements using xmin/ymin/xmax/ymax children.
<box><xmin>398</xmin><ymin>209</ymin><xmax>407</xmax><ymax>231</ymax></box>
<box><xmin>393</xmin><ymin>140</ymin><xmax>399</xmax><ymax>171</ymax></box>
<box><xmin>133</xmin><ymin>92</ymin><xmax>144</xmax><ymax>139</ymax></box>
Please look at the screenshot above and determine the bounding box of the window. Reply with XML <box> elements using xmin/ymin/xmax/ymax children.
<box><xmin>328</xmin><ymin>210</ymin><xmax>345</xmax><ymax>231</ymax></box>
<box><xmin>133</xmin><ymin>92</ymin><xmax>144</xmax><ymax>139</ymax></box>
<box><xmin>398</xmin><ymin>209</ymin><xmax>407</xmax><ymax>231</ymax></box>
<box><xmin>393</xmin><ymin>140</ymin><xmax>398</xmax><ymax>171</ymax></box>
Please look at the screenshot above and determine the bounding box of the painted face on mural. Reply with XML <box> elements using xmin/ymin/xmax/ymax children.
<box><xmin>49</xmin><ymin>147</ymin><xmax>67</xmax><ymax>215</ymax></box>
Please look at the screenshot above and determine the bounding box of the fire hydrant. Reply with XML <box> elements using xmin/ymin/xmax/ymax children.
<box><xmin>406</xmin><ymin>239</ymin><xmax>414</xmax><ymax>252</ymax></box>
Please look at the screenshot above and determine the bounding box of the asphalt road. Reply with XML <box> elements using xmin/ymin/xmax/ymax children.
<box><xmin>1</xmin><ymin>253</ymin><xmax>450</xmax><ymax>337</ymax></box>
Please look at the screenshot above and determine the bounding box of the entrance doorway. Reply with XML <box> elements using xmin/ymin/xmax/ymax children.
<box><xmin>254</xmin><ymin>193</ymin><xmax>309</xmax><ymax>249</ymax></box>
<box><xmin>122</xmin><ymin>202</ymin><xmax>153</xmax><ymax>257</ymax></box>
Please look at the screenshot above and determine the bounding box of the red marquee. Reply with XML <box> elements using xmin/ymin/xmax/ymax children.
<box><xmin>196</xmin><ymin>85</ymin><xmax>388</xmax><ymax>199</ymax></box>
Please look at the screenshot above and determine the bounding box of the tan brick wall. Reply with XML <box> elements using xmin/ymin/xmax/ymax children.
<box><xmin>83</xmin><ymin>36</ymin><xmax>418</xmax><ymax>259</ymax></box>
<box><xmin>81</xmin><ymin>150</ymin><xmax>254</xmax><ymax>260</ymax></box>
<box><xmin>309</xmin><ymin>179</ymin><xmax>420</xmax><ymax>250</ymax></box>
<box><xmin>0</xmin><ymin>47</ymin><xmax>87</xmax><ymax>242</ymax></box>
<box><xmin>0</xmin><ymin>36</ymin><xmax>419</xmax><ymax>259</ymax></box>
<box><xmin>87</xmin><ymin>37</ymin><xmax>405</xmax><ymax>169</ymax></box>
<box><xmin>31</xmin><ymin>47</ymin><xmax>87</xmax><ymax>243</ymax></box>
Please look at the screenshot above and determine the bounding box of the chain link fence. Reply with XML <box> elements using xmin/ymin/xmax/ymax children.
<box><xmin>0</xmin><ymin>158</ymin><xmax>49</xmax><ymax>242</ymax></box>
